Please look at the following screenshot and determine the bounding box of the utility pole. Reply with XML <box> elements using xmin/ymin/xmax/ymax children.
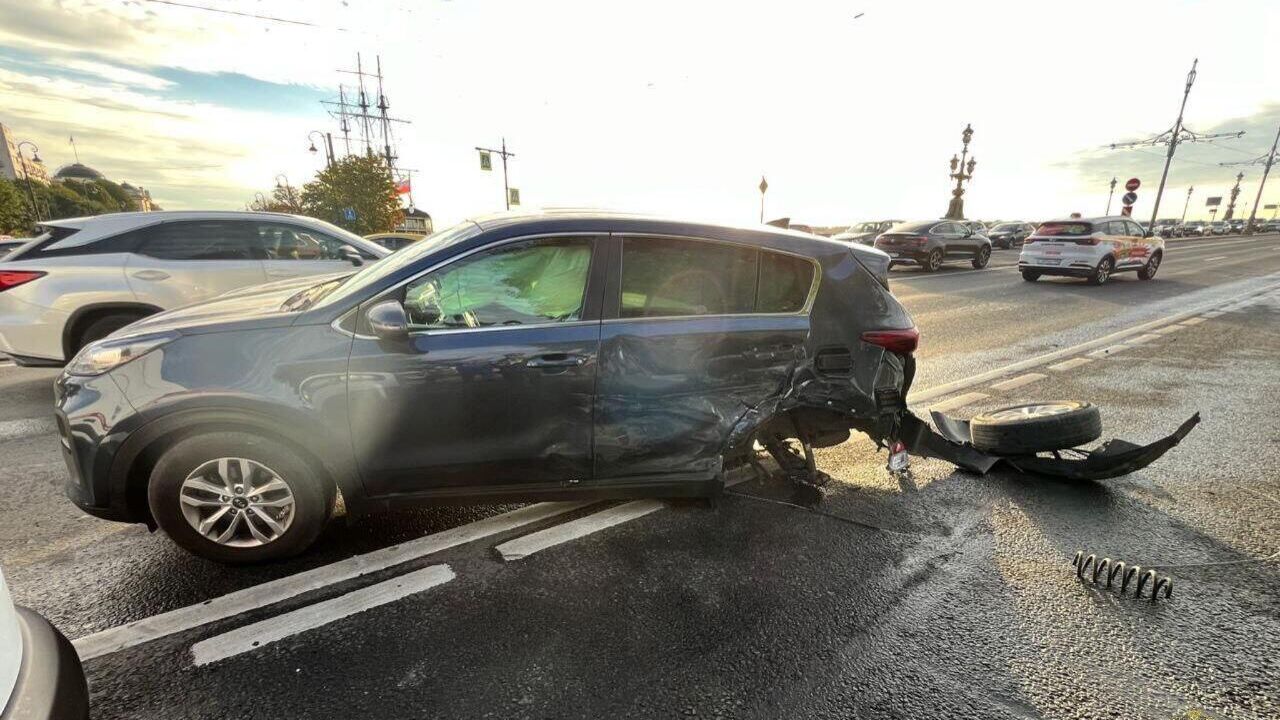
<box><xmin>1223</xmin><ymin>172</ymin><xmax>1244</xmax><ymax>220</ymax></box>
<box><xmin>1180</xmin><ymin>185</ymin><xmax>1194</xmax><ymax>224</ymax></box>
<box><xmin>1221</xmin><ymin>120</ymin><xmax>1280</xmax><ymax>234</ymax></box>
<box><xmin>475</xmin><ymin>139</ymin><xmax>517</xmax><ymax>210</ymax></box>
<box><xmin>1103</xmin><ymin>59</ymin><xmax>1245</xmax><ymax>231</ymax></box>
<box><xmin>1105</xmin><ymin>177</ymin><xmax>1117</xmax><ymax>215</ymax></box>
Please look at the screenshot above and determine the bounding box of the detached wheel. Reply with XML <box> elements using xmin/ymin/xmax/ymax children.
<box><xmin>972</xmin><ymin>245</ymin><xmax>991</xmax><ymax>269</ymax></box>
<box><xmin>148</xmin><ymin>431</ymin><xmax>333</xmax><ymax>564</ymax></box>
<box><xmin>1021</xmin><ymin>271</ymin><xmax>1041</xmax><ymax>282</ymax></box>
<box><xmin>923</xmin><ymin>248</ymin><xmax>944</xmax><ymax>272</ymax></box>
<box><xmin>969</xmin><ymin>401</ymin><xmax>1103</xmax><ymax>454</ymax></box>
<box><xmin>1088</xmin><ymin>256</ymin><xmax>1115</xmax><ymax>286</ymax></box>
<box><xmin>1138</xmin><ymin>252</ymin><xmax>1161</xmax><ymax>281</ymax></box>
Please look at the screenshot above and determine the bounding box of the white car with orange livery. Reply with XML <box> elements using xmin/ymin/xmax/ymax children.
<box><xmin>1018</xmin><ymin>216</ymin><xmax>1163</xmax><ymax>285</ymax></box>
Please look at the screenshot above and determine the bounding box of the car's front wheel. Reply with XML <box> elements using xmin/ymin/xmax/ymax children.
<box><xmin>1138</xmin><ymin>252</ymin><xmax>1161</xmax><ymax>281</ymax></box>
<box><xmin>923</xmin><ymin>248</ymin><xmax>944</xmax><ymax>272</ymax></box>
<box><xmin>972</xmin><ymin>246</ymin><xmax>991</xmax><ymax>269</ymax></box>
<box><xmin>1088</xmin><ymin>256</ymin><xmax>1114</xmax><ymax>286</ymax></box>
<box><xmin>1021</xmin><ymin>270</ymin><xmax>1040</xmax><ymax>282</ymax></box>
<box><xmin>148</xmin><ymin>431</ymin><xmax>333</xmax><ymax>563</ymax></box>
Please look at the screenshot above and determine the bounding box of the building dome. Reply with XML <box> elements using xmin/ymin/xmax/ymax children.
<box><xmin>54</xmin><ymin>163</ymin><xmax>105</xmax><ymax>181</ymax></box>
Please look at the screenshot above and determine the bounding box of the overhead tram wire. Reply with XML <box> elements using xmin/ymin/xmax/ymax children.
<box><xmin>136</xmin><ymin>0</ymin><xmax>350</xmax><ymax>31</ymax></box>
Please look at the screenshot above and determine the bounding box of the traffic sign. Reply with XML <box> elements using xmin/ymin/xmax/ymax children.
<box><xmin>1122</xmin><ymin>191</ymin><xmax>1138</xmax><ymax>206</ymax></box>
<box><xmin>342</xmin><ymin>207</ymin><xmax>357</xmax><ymax>221</ymax></box>
<box><xmin>508</xmin><ymin>188</ymin><xmax>520</xmax><ymax>206</ymax></box>
<box><xmin>1125</xmin><ymin>177</ymin><xmax>1141</xmax><ymax>192</ymax></box>
<box><xmin>759</xmin><ymin>176</ymin><xmax>768</xmax><ymax>194</ymax></box>
<box><xmin>1206</xmin><ymin>196</ymin><xmax>1222</xmax><ymax>207</ymax></box>
<box><xmin>479</xmin><ymin>150</ymin><xmax>492</xmax><ymax>171</ymax></box>
<box><xmin>1121</xmin><ymin>206</ymin><xmax>1133</xmax><ymax>217</ymax></box>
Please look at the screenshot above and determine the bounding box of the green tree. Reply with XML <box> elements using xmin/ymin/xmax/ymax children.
<box><xmin>0</xmin><ymin>179</ymin><xmax>33</xmax><ymax>235</ymax></box>
<box><xmin>249</xmin><ymin>185</ymin><xmax>303</xmax><ymax>214</ymax></box>
<box><xmin>35</xmin><ymin>182</ymin><xmax>112</xmax><ymax>220</ymax></box>
<box><xmin>300</xmin><ymin>154</ymin><xmax>402</xmax><ymax>235</ymax></box>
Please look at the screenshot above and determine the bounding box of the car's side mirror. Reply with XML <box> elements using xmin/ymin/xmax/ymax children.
<box><xmin>1144</xmin><ymin>230</ymin><xmax>1155</xmax><ymax>238</ymax></box>
<box><xmin>367</xmin><ymin>300</ymin><xmax>409</xmax><ymax>342</ymax></box>
<box><xmin>340</xmin><ymin>246</ymin><xmax>365</xmax><ymax>267</ymax></box>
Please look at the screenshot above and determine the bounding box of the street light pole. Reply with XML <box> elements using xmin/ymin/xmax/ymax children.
<box><xmin>1227</xmin><ymin>120</ymin><xmax>1280</xmax><ymax>235</ymax></box>
<box><xmin>308</xmin><ymin>131</ymin><xmax>334</xmax><ymax>168</ymax></box>
<box><xmin>475</xmin><ymin>139</ymin><xmax>517</xmax><ymax>210</ymax></box>
<box><xmin>1105</xmin><ymin>177</ymin><xmax>1117</xmax><ymax>215</ymax></box>
<box><xmin>15</xmin><ymin>141</ymin><xmax>41</xmax><ymax>223</ymax></box>
<box><xmin>1180</xmin><ymin>185</ymin><xmax>1194</xmax><ymax>224</ymax></box>
<box><xmin>1223</xmin><ymin>172</ymin><xmax>1244</xmax><ymax>221</ymax></box>
<box><xmin>945</xmin><ymin>124</ymin><xmax>976</xmax><ymax>220</ymax></box>
<box><xmin>275</xmin><ymin>174</ymin><xmax>299</xmax><ymax>211</ymax></box>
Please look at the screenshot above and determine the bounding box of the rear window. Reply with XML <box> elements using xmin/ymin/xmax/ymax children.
<box><xmin>886</xmin><ymin>221</ymin><xmax>934</xmax><ymax>234</ymax></box>
<box><xmin>991</xmin><ymin>223</ymin><xmax>1020</xmax><ymax>232</ymax></box>
<box><xmin>757</xmin><ymin>251</ymin><xmax>814</xmax><ymax>313</ymax></box>
<box><xmin>1035</xmin><ymin>222</ymin><xmax>1093</xmax><ymax>236</ymax></box>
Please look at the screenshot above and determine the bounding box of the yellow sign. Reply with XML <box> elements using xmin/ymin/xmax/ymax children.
<box><xmin>479</xmin><ymin>150</ymin><xmax>492</xmax><ymax>171</ymax></box>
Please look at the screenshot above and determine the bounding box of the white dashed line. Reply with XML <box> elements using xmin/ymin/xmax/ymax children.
<box><xmin>988</xmin><ymin>373</ymin><xmax>1046</xmax><ymax>392</ymax></box>
<box><xmin>1204</xmin><ymin>256</ymin><xmax>1229</xmax><ymax>262</ymax></box>
<box><xmin>1152</xmin><ymin>325</ymin><xmax>1183</xmax><ymax>335</ymax></box>
<box><xmin>73</xmin><ymin>501</ymin><xmax>590</xmax><ymax>660</ymax></box>
<box><xmin>1047</xmin><ymin>357</ymin><xmax>1094</xmax><ymax>372</ymax></box>
<box><xmin>927</xmin><ymin>392</ymin><xmax>989</xmax><ymax>414</ymax></box>
<box><xmin>1180</xmin><ymin>317</ymin><xmax>1206</xmax><ymax>326</ymax></box>
<box><xmin>1087</xmin><ymin>345</ymin><xmax>1129</xmax><ymax>359</ymax></box>
<box><xmin>1123</xmin><ymin>334</ymin><xmax>1162</xmax><ymax>345</ymax></box>
<box><xmin>191</xmin><ymin>564</ymin><xmax>456</xmax><ymax>666</ymax></box>
<box><xmin>1202</xmin><ymin>310</ymin><xmax>1225</xmax><ymax>318</ymax></box>
<box><xmin>495</xmin><ymin>500</ymin><xmax>665</xmax><ymax>562</ymax></box>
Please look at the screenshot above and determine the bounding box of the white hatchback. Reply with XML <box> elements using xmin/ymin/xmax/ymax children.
<box><xmin>1018</xmin><ymin>216</ymin><xmax>1164</xmax><ymax>285</ymax></box>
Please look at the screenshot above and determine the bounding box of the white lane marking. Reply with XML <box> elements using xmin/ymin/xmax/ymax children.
<box><xmin>988</xmin><ymin>373</ymin><xmax>1046</xmax><ymax>392</ymax></box>
<box><xmin>72</xmin><ymin>501</ymin><xmax>590</xmax><ymax>660</ymax></box>
<box><xmin>495</xmin><ymin>501</ymin><xmax>665</xmax><ymax>561</ymax></box>
<box><xmin>1123</xmin><ymin>333</ymin><xmax>1162</xmax><ymax>345</ymax></box>
<box><xmin>1152</xmin><ymin>325</ymin><xmax>1183</xmax><ymax>335</ymax></box>
<box><xmin>927</xmin><ymin>392</ymin><xmax>988</xmax><ymax>414</ymax></box>
<box><xmin>1204</xmin><ymin>255</ymin><xmax>1229</xmax><ymax>262</ymax></box>
<box><xmin>0</xmin><ymin>417</ymin><xmax>56</xmax><ymax>443</ymax></box>
<box><xmin>893</xmin><ymin>265</ymin><xmax>1018</xmax><ymax>282</ymax></box>
<box><xmin>1202</xmin><ymin>310</ymin><xmax>1225</xmax><ymax>318</ymax></box>
<box><xmin>1179</xmin><ymin>317</ymin><xmax>1206</xmax><ymax>326</ymax></box>
<box><xmin>907</xmin><ymin>276</ymin><xmax>1280</xmax><ymax>405</ymax></box>
<box><xmin>1087</xmin><ymin>344</ymin><xmax>1129</xmax><ymax>359</ymax></box>
<box><xmin>191</xmin><ymin>564</ymin><xmax>455</xmax><ymax>666</ymax></box>
<box><xmin>1047</xmin><ymin>357</ymin><xmax>1094</xmax><ymax>372</ymax></box>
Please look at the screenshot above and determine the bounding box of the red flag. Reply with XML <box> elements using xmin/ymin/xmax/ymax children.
<box><xmin>394</xmin><ymin>178</ymin><xmax>411</xmax><ymax>195</ymax></box>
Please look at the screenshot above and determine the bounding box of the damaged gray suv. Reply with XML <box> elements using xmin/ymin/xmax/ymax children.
<box><xmin>53</xmin><ymin>210</ymin><xmax>1195</xmax><ymax>563</ymax></box>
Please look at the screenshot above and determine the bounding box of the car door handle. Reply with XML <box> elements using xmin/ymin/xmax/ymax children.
<box><xmin>526</xmin><ymin>354</ymin><xmax>587</xmax><ymax>368</ymax></box>
<box><xmin>131</xmin><ymin>270</ymin><xmax>170</xmax><ymax>281</ymax></box>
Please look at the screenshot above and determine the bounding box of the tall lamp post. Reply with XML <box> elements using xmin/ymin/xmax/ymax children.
<box><xmin>1105</xmin><ymin>177</ymin><xmax>1118</xmax><ymax>215</ymax></box>
<box><xmin>1180</xmin><ymin>185</ymin><xmax>1194</xmax><ymax>224</ymax></box>
<box><xmin>15</xmin><ymin>141</ymin><xmax>42</xmax><ymax>222</ymax></box>
<box><xmin>1223</xmin><ymin>172</ymin><xmax>1244</xmax><ymax>221</ymax></box>
<box><xmin>307</xmin><ymin>131</ymin><xmax>335</xmax><ymax>168</ymax></box>
<box><xmin>944</xmin><ymin>124</ymin><xmax>976</xmax><ymax>220</ymax></box>
<box><xmin>275</xmin><ymin>174</ymin><xmax>299</xmax><ymax>211</ymax></box>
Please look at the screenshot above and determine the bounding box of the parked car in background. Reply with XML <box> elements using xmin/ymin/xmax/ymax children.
<box><xmin>1228</xmin><ymin>219</ymin><xmax>1245</xmax><ymax>234</ymax></box>
<box><xmin>1181</xmin><ymin>220</ymin><xmax>1207</xmax><ymax>237</ymax></box>
<box><xmin>53</xmin><ymin>210</ymin><xmax>918</xmax><ymax>562</ymax></box>
<box><xmin>0</xmin><ymin>211</ymin><xmax>389</xmax><ymax>367</ymax></box>
<box><xmin>365</xmin><ymin>232</ymin><xmax>427</xmax><ymax>252</ymax></box>
<box><xmin>986</xmin><ymin>221</ymin><xmax>1036</xmax><ymax>249</ymax></box>
<box><xmin>1018</xmin><ymin>216</ymin><xmax>1162</xmax><ymax>285</ymax></box>
<box><xmin>833</xmin><ymin>221</ymin><xmax>899</xmax><ymax>245</ymax></box>
<box><xmin>0</xmin><ymin>565</ymin><xmax>90</xmax><ymax>719</ymax></box>
<box><xmin>1208</xmin><ymin>221</ymin><xmax>1229</xmax><ymax>236</ymax></box>
<box><xmin>1260</xmin><ymin>219</ymin><xmax>1280</xmax><ymax>233</ymax></box>
<box><xmin>1153</xmin><ymin>219</ymin><xmax>1179</xmax><ymax>238</ymax></box>
<box><xmin>874</xmin><ymin>220</ymin><xmax>992</xmax><ymax>272</ymax></box>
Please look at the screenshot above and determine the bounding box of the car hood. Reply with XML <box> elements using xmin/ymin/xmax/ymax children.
<box><xmin>216</xmin><ymin>272</ymin><xmax>351</xmax><ymax>300</ymax></box>
<box><xmin>121</xmin><ymin>283</ymin><xmax>319</xmax><ymax>338</ymax></box>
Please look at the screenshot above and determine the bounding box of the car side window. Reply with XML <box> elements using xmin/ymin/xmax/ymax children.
<box><xmin>757</xmin><ymin>251</ymin><xmax>815</xmax><ymax>313</ymax></box>
<box><xmin>137</xmin><ymin>221</ymin><xmax>258</xmax><ymax>260</ymax></box>
<box><xmin>620</xmin><ymin>237</ymin><xmax>757</xmax><ymax>318</ymax></box>
<box><xmin>256</xmin><ymin>223</ymin><xmax>366</xmax><ymax>261</ymax></box>
<box><xmin>401</xmin><ymin>236</ymin><xmax>593</xmax><ymax>331</ymax></box>
<box><xmin>1126</xmin><ymin>221</ymin><xmax>1146</xmax><ymax>237</ymax></box>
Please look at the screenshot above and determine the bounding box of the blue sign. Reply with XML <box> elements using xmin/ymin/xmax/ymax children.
<box><xmin>342</xmin><ymin>207</ymin><xmax>357</xmax><ymax>221</ymax></box>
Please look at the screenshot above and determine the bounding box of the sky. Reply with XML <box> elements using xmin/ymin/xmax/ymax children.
<box><xmin>1</xmin><ymin>0</ymin><xmax>1278</xmax><ymax>228</ymax></box>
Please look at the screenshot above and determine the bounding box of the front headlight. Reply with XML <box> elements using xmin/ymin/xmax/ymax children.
<box><xmin>66</xmin><ymin>332</ymin><xmax>177</xmax><ymax>377</ymax></box>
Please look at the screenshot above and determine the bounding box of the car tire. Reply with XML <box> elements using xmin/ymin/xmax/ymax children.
<box><xmin>1137</xmin><ymin>252</ymin><xmax>1161</xmax><ymax>281</ymax></box>
<box><xmin>972</xmin><ymin>246</ymin><xmax>991</xmax><ymax>269</ymax></box>
<box><xmin>969</xmin><ymin>401</ymin><xmax>1103</xmax><ymax>454</ymax></box>
<box><xmin>1021</xmin><ymin>271</ymin><xmax>1040</xmax><ymax>282</ymax></box>
<box><xmin>1088</xmin><ymin>256</ymin><xmax>1114</xmax><ymax>286</ymax></box>
<box><xmin>148</xmin><ymin>431</ymin><xmax>333</xmax><ymax>564</ymax></box>
<box><xmin>74</xmin><ymin>312</ymin><xmax>150</xmax><ymax>355</ymax></box>
<box><xmin>924</xmin><ymin>248</ymin><xmax>944</xmax><ymax>272</ymax></box>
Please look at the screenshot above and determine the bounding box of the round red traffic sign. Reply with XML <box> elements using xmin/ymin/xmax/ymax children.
<box><xmin>1125</xmin><ymin>177</ymin><xmax>1141</xmax><ymax>192</ymax></box>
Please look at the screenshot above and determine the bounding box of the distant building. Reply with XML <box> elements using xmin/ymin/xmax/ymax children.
<box><xmin>396</xmin><ymin>207</ymin><xmax>433</xmax><ymax>234</ymax></box>
<box><xmin>0</xmin><ymin>122</ymin><xmax>50</xmax><ymax>184</ymax></box>
<box><xmin>120</xmin><ymin>182</ymin><xmax>158</xmax><ymax>212</ymax></box>
<box><xmin>53</xmin><ymin>162</ymin><xmax>107</xmax><ymax>182</ymax></box>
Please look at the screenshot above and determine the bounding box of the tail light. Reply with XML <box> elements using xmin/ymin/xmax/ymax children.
<box><xmin>0</xmin><ymin>270</ymin><xmax>45</xmax><ymax>292</ymax></box>
<box><xmin>911</xmin><ymin>235</ymin><xmax>928</xmax><ymax>247</ymax></box>
<box><xmin>862</xmin><ymin>327</ymin><xmax>919</xmax><ymax>354</ymax></box>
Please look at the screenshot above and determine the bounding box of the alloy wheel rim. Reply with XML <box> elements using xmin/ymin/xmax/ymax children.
<box><xmin>1149</xmin><ymin>255</ymin><xmax>1160</xmax><ymax>276</ymax></box>
<box><xmin>1098</xmin><ymin>262</ymin><xmax>1111</xmax><ymax>283</ymax></box>
<box><xmin>178</xmin><ymin>457</ymin><xmax>296</xmax><ymax>547</ymax></box>
<box><xmin>985</xmin><ymin>403</ymin><xmax>1078</xmax><ymax>423</ymax></box>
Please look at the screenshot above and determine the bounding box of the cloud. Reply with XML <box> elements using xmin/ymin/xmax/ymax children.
<box><xmin>57</xmin><ymin>59</ymin><xmax>175</xmax><ymax>90</ymax></box>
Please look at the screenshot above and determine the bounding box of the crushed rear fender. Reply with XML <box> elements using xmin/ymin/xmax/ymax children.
<box><xmin>899</xmin><ymin>409</ymin><xmax>1201</xmax><ymax>480</ymax></box>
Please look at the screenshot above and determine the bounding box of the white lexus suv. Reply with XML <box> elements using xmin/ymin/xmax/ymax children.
<box><xmin>1018</xmin><ymin>216</ymin><xmax>1164</xmax><ymax>286</ymax></box>
<box><xmin>0</xmin><ymin>211</ymin><xmax>389</xmax><ymax>366</ymax></box>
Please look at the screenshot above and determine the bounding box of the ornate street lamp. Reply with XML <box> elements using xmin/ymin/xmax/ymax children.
<box><xmin>15</xmin><ymin>141</ymin><xmax>42</xmax><ymax>222</ymax></box>
<box><xmin>307</xmin><ymin>130</ymin><xmax>334</xmax><ymax>168</ymax></box>
<box><xmin>945</xmin><ymin>124</ymin><xmax>976</xmax><ymax>220</ymax></box>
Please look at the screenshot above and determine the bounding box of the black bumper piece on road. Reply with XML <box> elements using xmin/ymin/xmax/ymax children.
<box><xmin>1</xmin><ymin>608</ymin><xmax>90</xmax><ymax>720</ymax></box>
<box><xmin>900</xmin><ymin>410</ymin><xmax>1200</xmax><ymax>481</ymax></box>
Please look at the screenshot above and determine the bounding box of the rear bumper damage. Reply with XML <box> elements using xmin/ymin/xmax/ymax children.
<box><xmin>899</xmin><ymin>409</ymin><xmax>1201</xmax><ymax>481</ymax></box>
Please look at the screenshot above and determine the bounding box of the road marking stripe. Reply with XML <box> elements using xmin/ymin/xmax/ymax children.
<box><xmin>1152</xmin><ymin>325</ymin><xmax>1183</xmax><ymax>335</ymax></box>
<box><xmin>1179</xmin><ymin>317</ymin><xmax>1206</xmax><ymax>326</ymax></box>
<box><xmin>988</xmin><ymin>373</ymin><xmax>1046</xmax><ymax>392</ymax></box>
<box><xmin>1046</xmin><ymin>357</ymin><xmax>1093</xmax><ymax>372</ymax></box>
<box><xmin>927</xmin><ymin>392</ymin><xmax>988</xmax><ymax>414</ymax></box>
<box><xmin>1123</xmin><ymin>333</ymin><xmax>1162</xmax><ymax>345</ymax></box>
<box><xmin>1087</xmin><ymin>344</ymin><xmax>1128</xmax><ymax>359</ymax></box>
<box><xmin>72</xmin><ymin>501</ymin><xmax>590</xmax><ymax>660</ymax></box>
<box><xmin>0</xmin><ymin>417</ymin><xmax>56</xmax><ymax>443</ymax></box>
<box><xmin>495</xmin><ymin>500</ymin><xmax>665</xmax><ymax>561</ymax></box>
<box><xmin>191</xmin><ymin>564</ymin><xmax>455</xmax><ymax>666</ymax></box>
<box><xmin>1202</xmin><ymin>310</ymin><xmax>1225</xmax><ymax>318</ymax></box>
<box><xmin>907</xmin><ymin>276</ymin><xmax>1280</xmax><ymax>405</ymax></box>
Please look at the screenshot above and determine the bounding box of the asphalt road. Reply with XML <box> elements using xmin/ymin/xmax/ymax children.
<box><xmin>2</xmin><ymin>233</ymin><xmax>1278</xmax><ymax>719</ymax></box>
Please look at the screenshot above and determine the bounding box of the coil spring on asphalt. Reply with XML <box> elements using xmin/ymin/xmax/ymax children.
<box><xmin>1072</xmin><ymin>551</ymin><xmax>1173</xmax><ymax>601</ymax></box>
